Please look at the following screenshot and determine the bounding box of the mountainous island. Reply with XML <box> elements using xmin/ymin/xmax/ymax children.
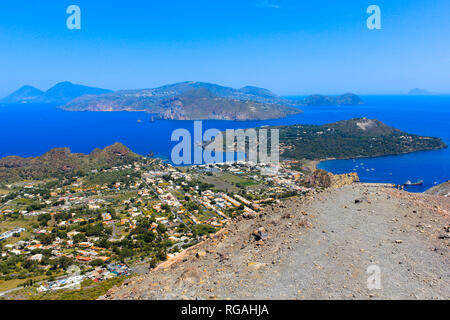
<box><xmin>60</xmin><ymin>81</ymin><xmax>303</xmax><ymax>121</ymax></box>
<box><xmin>301</xmin><ymin>93</ymin><xmax>364</xmax><ymax>106</ymax></box>
<box><xmin>0</xmin><ymin>82</ymin><xmax>112</xmax><ymax>104</ymax></box>
<box><xmin>157</xmin><ymin>88</ymin><xmax>303</xmax><ymax>120</ymax></box>
<box><xmin>2</xmin><ymin>81</ymin><xmax>364</xmax><ymax>120</ymax></box>
<box><xmin>61</xmin><ymin>82</ymin><xmax>364</xmax><ymax>120</ymax></box>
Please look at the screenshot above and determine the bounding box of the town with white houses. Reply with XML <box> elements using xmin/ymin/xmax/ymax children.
<box><xmin>0</xmin><ymin>157</ymin><xmax>313</xmax><ymax>299</ymax></box>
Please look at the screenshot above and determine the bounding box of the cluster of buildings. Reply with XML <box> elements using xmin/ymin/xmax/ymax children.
<box><xmin>38</xmin><ymin>263</ymin><xmax>130</xmax><ymax>292</ymax></box>
<box><xmin>1</xmin><ymin>232</ymin><xmax>113</xmax><ymax>263</ymax></box>
<box><xmin>0</xmin><ymin>157</ymin><xmax>315</xmax><ymax>296</ymax></box>
<box><xmin>0</xmin><ymin>227</ymin><xmax>25</xmax><ymax>241</ymax></box>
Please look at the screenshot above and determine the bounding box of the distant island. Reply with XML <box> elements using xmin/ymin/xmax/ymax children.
<box><xmin>0</xmin><ymin>81</ymin><xmax>112</xmax><ymax>104</ymax></box>
<box><xmin>408</xmin><ymin>88</ymin><xmax>433</xmax><ymax>95</ymax></box>
<box><xmin>60</xmin><ymin>82</ymin><xmax>364</xmax><ymax>120</ymax></box>
<box><xmin>301</xmin><ymin>93</ymin><xmax>364</xmax><ymax>106</ymax></box>
<box><xmin>2</xmin><ymin>81</ymin><xmax>365</xmax><ymax>121</ymax></box>
<box><xmin>61</xmin><ymin>84</ymin><xmax>303</xmax><ymax>121</ymax></box>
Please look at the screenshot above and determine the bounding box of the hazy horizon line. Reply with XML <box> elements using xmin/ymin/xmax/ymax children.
<box><xmin>2</xmin><ymin>80</ymin><xmax>449</xmax><ymax>98</ymax></box>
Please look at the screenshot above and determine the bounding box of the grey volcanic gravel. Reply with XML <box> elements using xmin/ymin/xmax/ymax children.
<box><xmin>101</xmin><ymin>185</ymin><xmax>449</xmax><ymax>300</ymax></box>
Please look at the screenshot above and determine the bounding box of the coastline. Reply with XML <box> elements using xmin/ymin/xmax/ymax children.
<box><xmin>2</xmin><ymin>97</ymin><xmax>449</xmax><ymax>192</ymax></box>
<box><xmin>315</xmin><ymin>147</ymin><xmax>450</xmax><ymax>193</ymax></box>
<box><xmin>315</xmin><ymin>141</ymin><xmax>449</xmax><ymax>171</ymax></box>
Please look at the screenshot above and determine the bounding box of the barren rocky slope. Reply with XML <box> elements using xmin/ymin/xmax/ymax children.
<box><xmin>426</xmin><ymin>181</ymin><xmax>450</xmax><ymax>197</ymax></box>
<box><xmin>101</xmin><ymin>184</ymin><xmax>449</xmax><ymax>300</ymax></box>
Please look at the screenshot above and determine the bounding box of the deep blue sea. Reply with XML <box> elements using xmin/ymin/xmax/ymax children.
<box><xmin>0</xmin><ymin>95</ymin><xmax>448</xmax><ymax>192</ymax></box>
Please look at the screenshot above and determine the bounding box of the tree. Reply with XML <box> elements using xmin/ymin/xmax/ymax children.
<box><xmin>192</xmin><ymin>224</ymin><xmax>216</xmax><ymax>237</ymax></box>
<box><xmin>157</xmin><ymin>223</ymin><xmax>167</xmax><ymax>234</ymax></box>
<box><xmin>38</xmin><ymin>233</ymin><xmax>54</xmax><ymax>245</ymax></box>
<box><xmin>119</xmin><ymin>248</ymin><xmax>133</xmax><ymax>260</ymax></box>
<box><xmin>72</xmin><ymin>233</ymin><xmax>87</xmax><ymax>244</ymax></box>
<box><xmin>58</xmin><ymin>256</ymin><xmax>74</xmax><ymax>270</ymax></box>
<box><xmin>90</xmin><ymin>259</ymin><xmax>105</xmax><ymax>267</ymax></box>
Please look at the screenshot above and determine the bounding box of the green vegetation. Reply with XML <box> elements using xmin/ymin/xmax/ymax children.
<box><xmin>0</xmin><ymin>274</ymin><xmax>48</xmax><ymax>292</ymax></box>
<box><xmin>86</xmin><ymin>169</ymin><xmax>140</xmax><ymax>186</ymax></box>
<box><xmin>29</xmin><ymin>276</ymin><xmax>127</xmax><ymax>300</ymax></box>
<box><xmin>210</xmin><ymin>118</ymin><xmax>446</xmax><ymax>162</ymax></box>
<box><xmin>216</xmin><ymin>173</ymin><xmax>257</xmax><ymax>187</ymax></box>
<box><xmin>275</xmin><ymin>118</ymin><xmax>447</xmax><ymax>160</ymax></box>
<box><xmin>191</xmin><ymin>224</ymin><xmax>217</xmax><ymax>237</ymax></box>
<box><xmin>0</xmin><ymin>143</ymin><xmax>141</xmax><ymax>184</ymax></box>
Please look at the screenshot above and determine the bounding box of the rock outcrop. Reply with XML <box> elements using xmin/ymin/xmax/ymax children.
<box><xmin>425</xmin><ymin>181</ymin><xmax>450</xmax><ymax>197</ymax></box>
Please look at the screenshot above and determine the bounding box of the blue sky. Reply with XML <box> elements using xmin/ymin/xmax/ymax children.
<box><xmin>0</xmin><ymin>0</ymin><xmax>449</xmax><ymax>96</ymax></box>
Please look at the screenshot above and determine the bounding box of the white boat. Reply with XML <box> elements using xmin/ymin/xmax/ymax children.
<box><xmin>404</xmin><ymin>180</ymin><xmax>423</xmax><ymax>186</ymax></box>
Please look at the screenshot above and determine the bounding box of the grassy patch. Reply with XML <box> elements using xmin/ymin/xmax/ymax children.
<box><xmin>195</xmin><ymin>210</ymin><xmax>217</xmax><ymax>222</ymax></box>
<box><xmin>0</xmin><ymin>275</ymin><xmax>47</xmax><ymax>292</ymax></box>
<box><xmin>116</xmin><ymin>192</ymin><xmax>138</xmax><ymax>201</ymax></box>
<box><xmin>0</xmin><ymin>219</ymin><xmax>31</xmax><ymax>232</ymax></box>
<box><xmin>0</xmin><ymin>218</ymin><xmax>36</xmax><ymax>244</ymax></box>
<box><xmin>85</xmin><ymin>169</ymin><xmax>138</xmax><ymax>187</ymax></box>
<box><xmin>216</xmin><ymin>173</ymin><xmax>258</xmax><ymax>187</ymax></box>
<box><xmin>30</xmin><ymin>276</ymin><xmax>128</xmax><ymax>300</ymax></box>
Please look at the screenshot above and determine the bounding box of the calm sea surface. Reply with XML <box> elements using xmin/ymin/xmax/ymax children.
<box><xmin>0</xmin><ymin>95</ymin><xmax>448</xmax><ymax>192</ymax></box>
